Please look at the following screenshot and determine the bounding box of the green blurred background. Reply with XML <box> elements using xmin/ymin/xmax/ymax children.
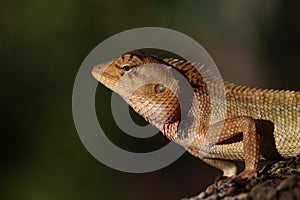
<box><xmin>1</xmin><ymin>1</ymin><xmax>299</xmax><ymax>199</ymax></box>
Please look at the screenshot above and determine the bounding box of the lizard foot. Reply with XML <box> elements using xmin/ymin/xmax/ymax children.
<box><xmin>236</xmin><ymin>170</ymin><xmax>257</xmax><ymax>180</ymax></box>
<box><xmin>215</xmin><ymin>175</ymin><xmax>229</xmax><ymax>182</ymax></box>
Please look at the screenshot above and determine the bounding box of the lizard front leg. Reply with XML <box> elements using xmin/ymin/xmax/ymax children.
<box><xmin>191</xmin><ymin>116</ymin><xmax>260</xmax><ymax>178</ymax></box>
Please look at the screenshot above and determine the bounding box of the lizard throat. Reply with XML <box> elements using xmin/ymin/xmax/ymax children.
<box><xmin>125</xmin><ymin>97</ymin><xmax>181</xmax><ymax>140</ymax></box>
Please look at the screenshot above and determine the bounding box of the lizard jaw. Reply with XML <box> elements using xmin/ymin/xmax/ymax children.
<box><xmin>92</xmin><ymin>62</ymin><xmax>111</xmax><ymax>81</ymax></box>
<box><xmin>92</xmin><ymin>61</ymin><xmax>122</xmax><ymax>91</ymax></box>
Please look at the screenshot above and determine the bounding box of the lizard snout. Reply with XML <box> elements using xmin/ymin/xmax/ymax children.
<box><xmin>91</xmin><ymin>61</ymin><xmax>111</xmax><ymax>81</ymax></box>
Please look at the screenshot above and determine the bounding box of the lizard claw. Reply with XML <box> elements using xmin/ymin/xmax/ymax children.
<box><xmin>215</xmin><ymin>175</ymin><xmax>229</xmax><ymax>182</ymax></box>
<box><xmin>236</xmin><ymin>170</ymin><xmax>257</xmax><ymax>180</ymax></box>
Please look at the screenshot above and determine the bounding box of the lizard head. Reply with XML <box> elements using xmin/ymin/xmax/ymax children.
<box><xmin>92</xmin><ymin>52</ymin><xmax>147</xmax><ymax>92</ymax></box>
<box><xmin>92</xmin><ymin>51</ymin><xmax>181</xmax><ymax>131</ymax></box>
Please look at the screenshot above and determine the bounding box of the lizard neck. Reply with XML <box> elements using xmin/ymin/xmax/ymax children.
<box><xmin>160</xmin><ymin>116</ymin><xmax>203</xmax><ymax>147</ymax></box>
<box><xmin>124</xmin><ymin>90</ymin><xmax>201</xmax><ymax>142</ymax></box>
<box><xmin>161</xmin><ymin>121</ymin><xmax>179</xmax><ymax>140</ymax></box>
<box><xmin>155</xmin><ymin>115</ymin><xmax>197</xmax><ymax>143</ymax></box>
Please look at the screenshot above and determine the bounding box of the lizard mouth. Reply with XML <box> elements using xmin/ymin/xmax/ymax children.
<box><xmin>92</xmin><ymin>65</ymin><xmax>121</xmax><ymax>91</ymax></box>
<box><xmin>91</xmin><ymin>69</ymin><xmax>101</xmax><ymax>81</ymax></box>
<box><xmin>92</xmin><ymin>64</ymin><xmax>107</xmax><ymax>79</ymax></box>
<box><xmin>91</xmin><ymin>61</ymin><xmax>114</xmax><ymax>82</ymax></box>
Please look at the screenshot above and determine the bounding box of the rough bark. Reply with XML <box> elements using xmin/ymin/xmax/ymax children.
<box><xmin>183</xmin><ymin>156</ymin><xmax>300</xmax><ymax>200</ymax></box>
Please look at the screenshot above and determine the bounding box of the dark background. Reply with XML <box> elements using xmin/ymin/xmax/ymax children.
<box><xmin>1</xmin><ymin>1</ymin><xmax>300</xmax><ymax>200</ymax></box>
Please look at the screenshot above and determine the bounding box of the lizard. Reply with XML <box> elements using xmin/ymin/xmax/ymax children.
<box><xmin>91</xmin><ymin>51</ymin><xmax>300</xmax><ymax>178</ymax></box>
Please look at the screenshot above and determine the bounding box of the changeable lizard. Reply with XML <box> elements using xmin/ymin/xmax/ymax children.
<box><xmin>91</xmin><ymin>51</ymin><xmax>300</xmax><ymax>178</ymax></box>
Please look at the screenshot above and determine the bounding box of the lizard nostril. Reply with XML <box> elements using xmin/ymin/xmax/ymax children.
<box><xmin>155</xmin><ymin>84</ymin><xmax>167</xmax><ymax>93</ymax></box>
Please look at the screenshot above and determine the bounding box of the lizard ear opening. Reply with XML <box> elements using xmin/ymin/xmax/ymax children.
<box><xmin>154</xmin><ymin>84</ymin><xmax>167</xmax><ymax>94</ymax></box>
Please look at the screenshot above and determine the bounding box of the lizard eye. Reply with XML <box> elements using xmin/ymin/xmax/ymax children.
<box><xmin>122</xmin><ymin>65</ymin><xmax>131</xmax><ymax>71</ymax></box>
<box><xmin>155</xmin><ymin>84</ymin><xmax>167</xmax><ymax>93</ymax></box>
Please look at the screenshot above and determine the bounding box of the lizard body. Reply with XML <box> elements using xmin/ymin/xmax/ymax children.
<box><xmin>92</xmin><ymin>51</ymin><xmax>300</xmax><ymax>178</ymax></box>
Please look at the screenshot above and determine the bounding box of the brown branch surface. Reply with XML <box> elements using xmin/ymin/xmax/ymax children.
<box><xmin>183</xmin><ymin>156</ymin><xmax>300</xmax><ymax>200</ymax></box>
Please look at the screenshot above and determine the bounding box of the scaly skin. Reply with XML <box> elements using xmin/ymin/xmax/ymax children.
<box><xmin>92</xmin><ymin>51</ymin><xmax>300</xmax><ymax>178</ymax></box>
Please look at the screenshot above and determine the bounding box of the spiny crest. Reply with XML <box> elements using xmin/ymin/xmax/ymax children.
<box><xmin>163</xmin><ymin>58</ymin><xmax>223</xmax><ymax>88</ymax></box>
<box><xmin>224</xmin><ymin>81</ymin><xmax>300</xmax><ymax>104</ymax></box>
